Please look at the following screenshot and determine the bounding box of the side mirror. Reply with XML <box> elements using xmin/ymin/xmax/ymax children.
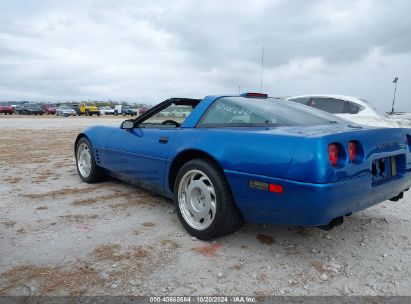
<box><xmin>121</xmin><ymin>120</ymin><xmax>134</xmax><ymax>129</ymax></box>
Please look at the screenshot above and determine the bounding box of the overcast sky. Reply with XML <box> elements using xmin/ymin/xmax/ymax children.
<box><xmin>0</xmin><ymin>0</ymin><xmax>410</xmax><ymax>111</ymax></box>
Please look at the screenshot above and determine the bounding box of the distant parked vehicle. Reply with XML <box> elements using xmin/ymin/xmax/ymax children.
<box><xmin>99</xmin><ymin>107</ymin><xmax>115</xmax><ymax>115</ymax></box>
<box><xmin>138</xmin><ymin>107</ymin><xmax>149</xmax><ymax>116</ymax></box>
<box><xmin>79</xmin><ymin>103</ymin><xmax>100</xmax><ymax>116</ymax></box>
<box><xmin>56</xmin><ymin>106</ymin><xmax>77</xmax><ymax>117</ymax></box>
<box><xmin>19</xmin><ymin>103</ymin><xmax>44</xmax><ymax>115</ymax></box>
<box><xmin>42</xmin><ymin>104</ymin><xmax>57</xmax><ymax>115</ymax></box>
<box><xmin>171</xmin><ymin>107</ymin><xmax>191</xmax><ymax>118</ymax></box>
<box><xmin>14</xmin><ymin>105</ymin><xmax>24</xmax><ymax>114</ymax></box>
<box><xmin>286</xmin><ymin>94</ymin><xmax>409</xmax><ymax>128</ymax></box>
<box><xmin>0</xmin><ymin>104</ymin><xmax>13</xmax><ymax>115</ymax></box>
<box><xmin>113</xmin><ymin>105</ymin><xmax>138</xmax><ymax>116</ymax></box>
<box><xmin>66</xmin><ymin>104</ymin><xmax>80</xmax><ymax>115</ymax></box>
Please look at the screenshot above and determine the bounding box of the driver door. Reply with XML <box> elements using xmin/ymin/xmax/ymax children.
<box><xmin>102</xmin><ymin>102</ymin><xmax>193</xmax><ymax>194</ymax></box>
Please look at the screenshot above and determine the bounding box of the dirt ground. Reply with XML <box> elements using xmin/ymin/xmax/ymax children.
<box><xmin>0</xmin><ymin>115</ymin><xmax>410</xmax><ymax>296</ymax></box>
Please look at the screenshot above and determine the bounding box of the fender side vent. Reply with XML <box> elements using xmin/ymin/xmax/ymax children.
<box><xmin>95</xmin><ymin>149</ymin><xmax>101</xmax><ymax>164</ymax></box>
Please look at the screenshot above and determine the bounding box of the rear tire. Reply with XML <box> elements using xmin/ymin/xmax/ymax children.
<box><xmin>174</xmin><ymin>158</ymin><xmax>243</xmax><ymax>240</ymax></box>
<box><xmin>75</xmin><ymin>137</ymin><xmax>105</xmax><ymax>183</ymax></box>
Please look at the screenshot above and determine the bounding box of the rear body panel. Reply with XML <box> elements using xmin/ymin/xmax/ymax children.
<box><xmin>225</xmin><ymin>168</ymin><xmax>410</xmax><ymax>226</ymax></box>
<box><xmin>80</xmin><ymin>95</ymin><xmax>411</xmax><ymax>227</ymax></box>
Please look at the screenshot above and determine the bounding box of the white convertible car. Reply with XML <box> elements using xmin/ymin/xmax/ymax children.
<box><xmin>286</xmin><ymin>94</ymin><xmax>410</xmax><ymax>128</ymax></box>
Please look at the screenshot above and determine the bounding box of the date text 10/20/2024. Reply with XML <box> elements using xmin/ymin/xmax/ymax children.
<box><xmin>149</xmin><ymin>297</ymin><xmax>257</xmax><ymax>303</ymax></box>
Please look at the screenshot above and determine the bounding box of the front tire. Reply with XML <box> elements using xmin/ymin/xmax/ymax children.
<box><xmin>75</xmin><ymin>138</ymin><xmax>105</xmax><ymax>183</ymax></box>
<box><xmin>174</xmin><ymin>159</ymin><xmax>243</xmax><ymax>240</ymax></box>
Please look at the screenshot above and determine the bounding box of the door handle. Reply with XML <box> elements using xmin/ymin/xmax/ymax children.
<box><xmin>159</xmin><ymin>136</ymin><xmax>169</xmax><ymax>144</ymax></box>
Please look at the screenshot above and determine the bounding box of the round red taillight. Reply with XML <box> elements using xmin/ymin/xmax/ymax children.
<box><xmin>348</xmin><ymin>141</ymin><xmax>357</xmax><ymax>162</ymax></box>
<box><xmin>328</xmin><ymin>144</ymin><xmax>339</xmax><ymax>166</ymax></box>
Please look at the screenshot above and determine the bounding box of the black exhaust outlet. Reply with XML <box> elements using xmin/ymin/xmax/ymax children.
<box><xmin>389</xmin><ymin>192</ymin><xmax>404</xmax><ymax>202</ymax></box>
<box><xmin>318</xmin><ymin>216</ymin><xmax>344</xmax><ymax>231</ymax></box>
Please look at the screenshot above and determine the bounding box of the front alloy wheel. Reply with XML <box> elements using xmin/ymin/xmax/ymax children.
<box><xmin>77</xmin><ymin>142</ymin><xmax>92</xmax><ymax>178</ymax></box>
<box><xmin>75</xmin><ymin>137</ymin><xmax>105</xmax><ymax>183</ymax></box>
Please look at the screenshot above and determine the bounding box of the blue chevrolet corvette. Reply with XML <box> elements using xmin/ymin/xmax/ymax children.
<box><xmin>75</xmin><ymin>93</ymin><xmax>411</xmax><ymax>239</ymax></box>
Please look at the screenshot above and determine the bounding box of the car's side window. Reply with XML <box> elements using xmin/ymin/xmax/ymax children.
<box><xmin>139</xmin><ymin>103</ymin><xmax>194</xmax><ymax>128</ymax></box>
<box><xmin>308</xmin><ymin>98</ymin><xmax>346</xmax><ymax>114</ymax></box>
<box><xmin>345</xmin><ymin>101</ymin><xmax>361</xmax><ymax>114</ymax></box>
<box><xmin>290</xmin><ymin>97</ymin><xmax>310</xmax><ymax>105</ymax></box>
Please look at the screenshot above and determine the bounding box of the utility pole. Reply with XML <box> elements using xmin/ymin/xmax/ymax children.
<box><xmin>391</xmin><ymin>77</ymin><xmax>398</xmax><ymax>114</ymax></box>
<box><xmin>238</xmin><ymin>86</ymin><xmax>241</xmax><ymax>95</ymax></box>
<box><xmin>259</xmin><ymin>46</ymin><xmax>264</xmax><ymax>93</ymax></box>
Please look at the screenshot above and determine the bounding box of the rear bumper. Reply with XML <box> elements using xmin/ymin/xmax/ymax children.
<box><xmin>225</xmin><ymin>169</ymin><xmax>411</xmax><ymax>226</ymax></box>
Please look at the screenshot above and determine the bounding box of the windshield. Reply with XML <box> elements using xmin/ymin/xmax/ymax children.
<box><xmin>199</xmin><ymin>97</ymin><xmax>346</xmax><ymax>127</ymax></box>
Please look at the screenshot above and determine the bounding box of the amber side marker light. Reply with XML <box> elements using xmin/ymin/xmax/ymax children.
<box><xmin>249</xmin><ymin>180</ymin><xmax>283</xmax><ymax>194</ymax></box>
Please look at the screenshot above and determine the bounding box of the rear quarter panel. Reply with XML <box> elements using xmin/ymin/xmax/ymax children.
<box><xmin>168</xmin><ymin>128</ymin><xmax>303</xmax><ymax>179</ymax></box>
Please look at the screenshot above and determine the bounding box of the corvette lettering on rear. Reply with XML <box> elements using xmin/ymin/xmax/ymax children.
<box><xmin>376</xmin><ymin>142</ymin><xmax>400</xmax><ymax>150</ymax></box>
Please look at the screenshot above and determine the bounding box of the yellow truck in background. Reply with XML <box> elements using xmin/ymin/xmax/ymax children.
<box><xmin>78</xmin><ymin>103</ymin><xmax>100</xmax><ymax>116</ymax></box>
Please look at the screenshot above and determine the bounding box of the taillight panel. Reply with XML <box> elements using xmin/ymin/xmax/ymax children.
<box><xmin>348</xmin><ymin>141</ymin><xmax>356</xmax><ymax>161</ymax></box>
<box><xmin>347</xmin><ymin>140</ymin><xmax>364</xmax><ymax>164</ymax></box>
<box><xmin>328</xmin><ymin>141</ymin><xmax>365</xmax><ymax>168</ymax></box>
<box><xmin>328</xmin><ymin>143</ymin><xmax>339</xmax><ymax>166</ymax></box>
<box><xmin>328</xmin><ymin>142</ymin><xmax>346</xmax><ymax>167</ymax></box>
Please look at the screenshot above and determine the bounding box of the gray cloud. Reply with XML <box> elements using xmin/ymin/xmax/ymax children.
<box><xmin>0</xmin><ymin>0</ymin><xmax>410</xmax><ymax>111</ymax></box>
